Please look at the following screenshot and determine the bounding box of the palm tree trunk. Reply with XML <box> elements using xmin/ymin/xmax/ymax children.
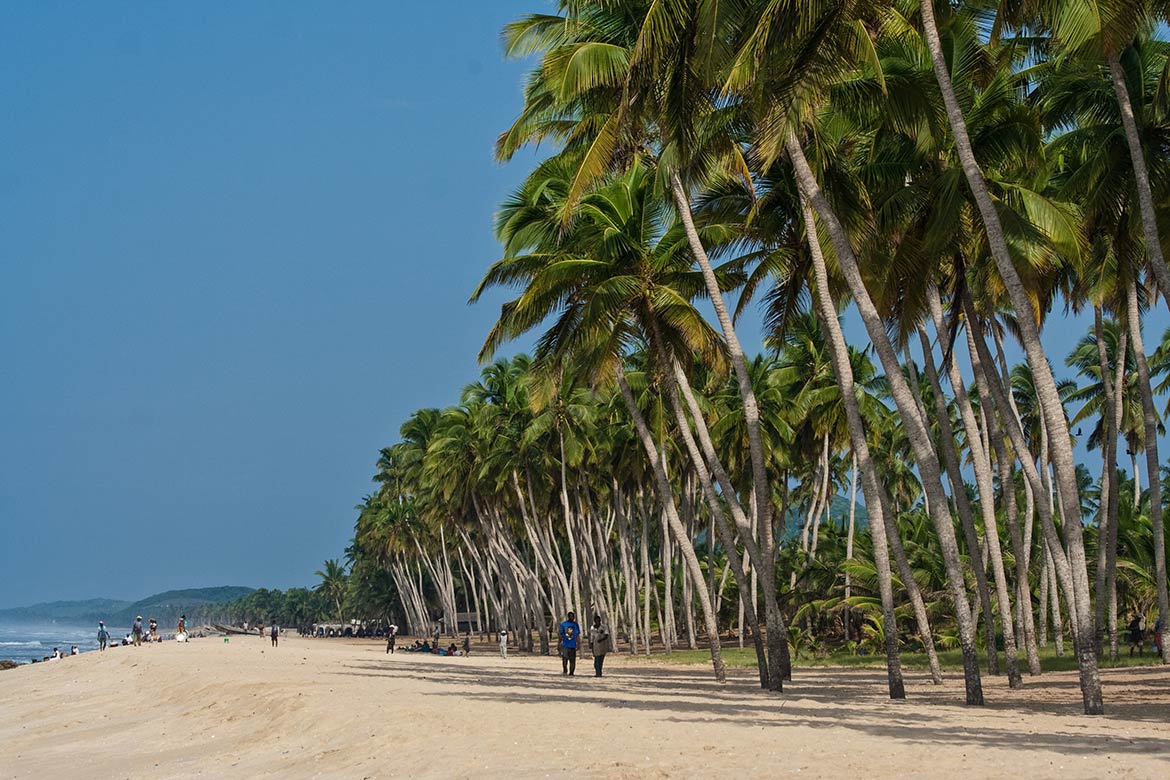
<box><xmin>1125</xmin><ymin>275</ymin><xmax>1170</xmax><ymax>663</ymax></box>
<box><xmin>907</xmin><ymin>350</ymin><xmax>1001</xmax><ymax>676</ymax></box>
<box><xmin>790</xmin><ymin>136</ymin><xmax>981</xmax><ymax>703</ymax></box>
<box><xmin>917</xmin><ymin>0</ymin><xmax>1102</xmax><ymax>713</ymax></box>
<box><xmin>670</xmin><ymin>362</ymin><xmax>788</xmax><ymax>689</ymax></box>
<box><xmin>918</xmin><ymin>325</ymin><xmax>1021</xmax><ymax>687</ymax></box>
<box><xmin>804</xmin><ymin>200</ymin><xmax>905</xmax><ymax>698</ymax></box>
<box><xmin>663</xmin><ymin>365</ymin><xmax>771</xmax><ymax>686</ymax></box>
<box><xmin>669</xmin><ymin>172</ymin><xmax>773</xmax><ymax>605</ymax></box>
<box><xmin>615</xmin><ymin>364</ymin><xmax>726</xmax><ymax>681</ymax></box>
<box><xmin>1108</xmin><ymin>54</ymin><xmax>1170</xmax><ymax>298</ymax></box>
<box><xmin>845</xmin><ymin>452</ymin><xmax>858</xmax><ymax>642</ymax></box>
<box><xmin>1093</xmin><ymin>308</ymin><xmax>1125</xmax><ymax>660</ymax></box>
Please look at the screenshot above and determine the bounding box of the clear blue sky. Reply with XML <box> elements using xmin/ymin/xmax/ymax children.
<box><xmin>1</xmin><ymin>3</ymin><xmax>1164</xmax><ymax>608</ymax></box>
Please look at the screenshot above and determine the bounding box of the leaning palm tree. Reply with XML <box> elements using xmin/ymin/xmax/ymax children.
<box><xmin>473</xmin><ymin>159</ymin><xmax>736</xmax><ymax>681</ymax></box>
<box><xmin>908</xmin><ymin>0</ymin><xmax>1105</xmax><ymax>713</ymax></box>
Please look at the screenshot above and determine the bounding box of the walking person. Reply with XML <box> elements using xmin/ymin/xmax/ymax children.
<box><xmin>462</xmin><ymin>630</ymin><xmax>471</xmax><ymax>657</ymax></box>
<box><xmin>499</xmin><ymin>629</ymin><xmax>508</xmax><ymax>659</ymax></box>
<box><xmin>386</xmin><ymin>624</ymin><xmax>398</xmax><ymax>654</ymax></box>
<box><xmin>131</xmin><ymin>616</ymin><xmax>144</xmax><ymax>646</ymax></box>
<box><xmin>558</xmin><ymin>611</ymin><xmax>581</xmax><ymax>676</ymax></box>
<box><xmin>588</xmin><ymin>613</ymin><xmax>610</xmax><ymax>678</ymax></box>
<box><xmin>97</xmin><ymin>621</ymin><xmax>110</xmax><ymax>651</ymax></box>
<box><xmin>1128</xmin><ymin>614</ymin><xmax>1146</xmax><ymax>657</ymax></box>
<box><xmin>270</xmin><ymin>620</ymin><xmax>279</xmax><ymax>647</ymax></box>
<box><xmin>432</xmin><ymin>622</ymin><xmax>441</xmax><ymax>649</ymax></box>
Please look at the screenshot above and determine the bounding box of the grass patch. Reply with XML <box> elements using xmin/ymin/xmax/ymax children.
<box><xmin>631</xmin><ymin>645</ymin><xmax>1165</xmax><ymax>673</ymax></box>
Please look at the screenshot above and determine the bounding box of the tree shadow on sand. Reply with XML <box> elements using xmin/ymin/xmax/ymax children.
<box><xmin>336</xmin><ymin>658</ymin><xmax>1170</xmax><ymax>760</ymax></box>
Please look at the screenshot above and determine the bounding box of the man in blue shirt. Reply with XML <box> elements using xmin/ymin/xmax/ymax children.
<box><xmin>558</xmin><ymin>611</ymin><xmax>581</xmax><ymax>676</ymax></box>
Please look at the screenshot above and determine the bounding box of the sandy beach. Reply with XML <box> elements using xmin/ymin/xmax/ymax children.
<box><xmin>1</xmin><ymin>636</ymin><xmax>1167</xmax><ymax>780</ymax></box>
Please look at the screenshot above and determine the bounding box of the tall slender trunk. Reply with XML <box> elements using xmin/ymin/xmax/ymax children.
<box><xmin>918</xmin><ymin>0</ymin><xmax>1102</xmax><ymax>712</ymax></box>
<box><xmin>1108</xmin><ymin>53</ymin><xmax>1170</xmax><ymax>297</ymax></box>
<box><xmin>1125</xmin><ymin>275</ymin><xmax>1170</xmax><ymax>663</ymax></box>
<box><xmin>845</xmin><ymin>452</ymin><xmax>858</xmax><ymax>642</ymax></box>
<box><xmin>790</xmin><ymin>137</ymin><xmax>981</xmax><ymax>703</ymax></box>
<box><xmin>804</xmin><ymin>200</ymin><xmax>904</xmax><ymax>698</ymax></box>
<box><xmin>917</xmin><ymin>325</ymin><xmax>1021</xmax><ymax>687</ymax></box>
<box><xmin>669</xmin><ymin>172</ymin><xmax>773</xmax><ymax>610</ymax></box>
<box><xmin>1093</xmin><ymin>308</ymin><xmax>1125</xmax><ymax>660</ymax></box>
<box><xmin>615</xmin><ymin>364</ymin><xmax>726</xmax><ymax>681</ymax></box>
<box><xmin>671</xmin><ymin>362</ymin><xmax>788</xmax><ymax>689</ymax></box>
<box><xmin>664</xmin><ymin>368</ymin><xmax>771</xmax><ymax>685</ymax></box>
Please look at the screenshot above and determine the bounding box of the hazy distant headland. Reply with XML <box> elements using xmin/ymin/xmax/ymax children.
<box><xmin>0</xmin><ymin>586</ymin><xmax>255</xmax><ymax>627</ymax></box>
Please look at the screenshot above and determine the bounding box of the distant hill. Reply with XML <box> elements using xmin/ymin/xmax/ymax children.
<box><xmin>0</xmin><ymin>587</ymin><xmax>254</xmax><ymax>626</ymax></box>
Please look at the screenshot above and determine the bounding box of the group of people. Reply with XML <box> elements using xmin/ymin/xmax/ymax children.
<box><xmin>386</xmin><ymin>610</ymin><xmax>611</xmax><ymax>677</ymax></box>
<box><xmin>240</xmin><ymin>620</ymin><xmax>282</xmax><ymax>646</ymax></box>
<box><xmin>95</xmin><ymin>614</ymin><xmax>193</xmax><ymax>652</ymax></box>
<box><xmin>555</xmin><ymin>611</ymin><xmax>610</xmax><ymax>677</ymax></box>
<box><xmin>392</xmin><ymin>625</ymin><xmax>473</xmax><ymax>658</ymax></box>
<box><xmin>44</xmin><ymin>646</ymin><xmax>79</xmax><ymax>661</ymax></box>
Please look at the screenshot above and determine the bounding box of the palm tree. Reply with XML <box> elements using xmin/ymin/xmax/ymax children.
<box><xmin>314</xmin><ymin>559</ymin><xmax>348</xmax><ymax>622</ymax></box>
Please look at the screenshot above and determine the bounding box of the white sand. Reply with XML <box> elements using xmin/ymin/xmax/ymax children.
<box><xmin>1</xmin><ymin>636</ymin><xmax>1167</xmax><ymax>779</ymax></box>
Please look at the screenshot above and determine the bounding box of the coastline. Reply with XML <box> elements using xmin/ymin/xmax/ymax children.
<box><xmin>2</xmin><ymin>634</ymin><xmax>1167</xmax><ymax>779</ymax></box>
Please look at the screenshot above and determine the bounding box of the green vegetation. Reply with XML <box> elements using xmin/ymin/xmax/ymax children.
<box><xmin>274</xmin><ymin>1</ymin><xmax>1170</xmax><ymax>716</ymax></box>
<box><xmin>645</xmin><ymin>646</ymin><xmax>1165</xmax><ymax>674</ymax></box>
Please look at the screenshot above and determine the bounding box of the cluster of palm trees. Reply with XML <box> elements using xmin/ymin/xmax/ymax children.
<box><xmin>350</xmin><ymin>0</ymin><xmax>1170</xmax><ymax>715</ymax></box>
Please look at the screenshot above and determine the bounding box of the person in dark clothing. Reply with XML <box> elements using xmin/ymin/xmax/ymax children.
<box><xmin>1128</xmin><ymin>614</ymin><xmax>1145</xmax><ymax>656</ymax></box>
<box><xmin>462</xmin><ymin>630</ymin><xmax>471</xmax><ymax>656</ymax></box>
<box><xmin>588</xmin><ymin>613</ymin><xmax>610</xmax><ymax>678</ymax></box>
<box><xmin>386</xmin><ymin>624</ymin><xmax>398</xmax><ymax>654</ymax></box>
<box><xmin>270</xmin><ymin>621</ymin><xmax>279</xmax><ymax>647</ymax></box>
<box><xmin>558</xmin><ymin>611</ymin><xmax>581</xmax><ymax>676</ymax></box>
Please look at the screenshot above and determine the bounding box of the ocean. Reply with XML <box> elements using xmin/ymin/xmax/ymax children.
<box><xmin>0</xmin><ymin>622</ymin><xmax>131</xmax><ymax>663</ymax></box>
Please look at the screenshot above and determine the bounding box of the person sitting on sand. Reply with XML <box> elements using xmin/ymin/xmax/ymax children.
<box><xmin>149</xmin><ymin>618</ymin><xmax>158</xmax><ymax>642</ymax></box>
<box><xmin>51</xmin><ymin>647</ymin><xmax>61</xmax><ymax>660</ymax></box>
<box><xmin>447</xmin><ymin>642</ymin><xmax>458</xmax><ymax>656</ymax></box>
<box><xmin>71</xmin><ymin>645</ymin><xmax>79</xmax><ymax>656</ymax></box>
<box><xmin>558</xmin><ymin>611</ymin><xmax>581</xmax><ymax>676</ymax></box>
<box><xmin>98</xmin><ymin>621</ymin><xmax>110</xmax><ymax>652</ymax></box>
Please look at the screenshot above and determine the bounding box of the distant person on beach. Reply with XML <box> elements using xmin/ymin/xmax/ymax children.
<box><xmin>132</xmin><ymin>616</ymin><xmax>144</xmax><ymax>646</ymax></box>
<box><xmin>149</xmin><ymin>619</ymin><xmax>158</xmax><ymax>642</ymax></box>
<box><xmin>432</xmin><ymin>623</ymin><xmax>441</xmax><ymax>648</ymax></box>
<box><xmin>588</xmin><ymin>613</ymin><xmax>610</xmax><ymax>678</ymax></box>
<box><xmin>71</xmin><ymin>646</ymin><xmax>78</xmax><ymax>656</ymax></box>
<box><xmin>1128</xmin><ymin>614</ymin><xmax>1146</xmax><ymax>656</ymax></box>
<box><xmin>462</xmin><ymin>631</ymin><xmax>471</xmax><ymax>657</ymax></box>
<box><xmin>98</xmin><ymin>621</ymin><xmax>110</xmax><ymax>651</ymax></box>
<box><xmin>559</xmin><ymin>611</ymin><xmax>581</xmax><ymax>676</ymax></box>
<box><xmin>499</xmin><ymin>629</ymin><xmax>508</xmax><ymax>659</ymax></box>
<box><xmin>270</xmin><ymin>621</ymin><xmax>279</xmax><ymax>647</ymax></box>
<box><xmin>243</xmin><ymin>621</ymin><xmax>249</xmax><ymax>633</ymax></box>
<box><xmin>177</xmin><ymin>615</ymin><xmax>187</xmax><ymax>636</ymax></box>
<box><xmin>1156</xmin><ymin>618</ymin><xmax>1164</xmax><ymax>657</ymax></box>
<box><xmin>386</xmin><ymin>625</ymin><xmax>398</xmax><ymax>654</ymax></box>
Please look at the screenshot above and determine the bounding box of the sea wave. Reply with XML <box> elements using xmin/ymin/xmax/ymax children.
<box><xmin>0</xmin><ymin>641</ymin><xmax>41</xmax><ymax>647</ymax></box>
